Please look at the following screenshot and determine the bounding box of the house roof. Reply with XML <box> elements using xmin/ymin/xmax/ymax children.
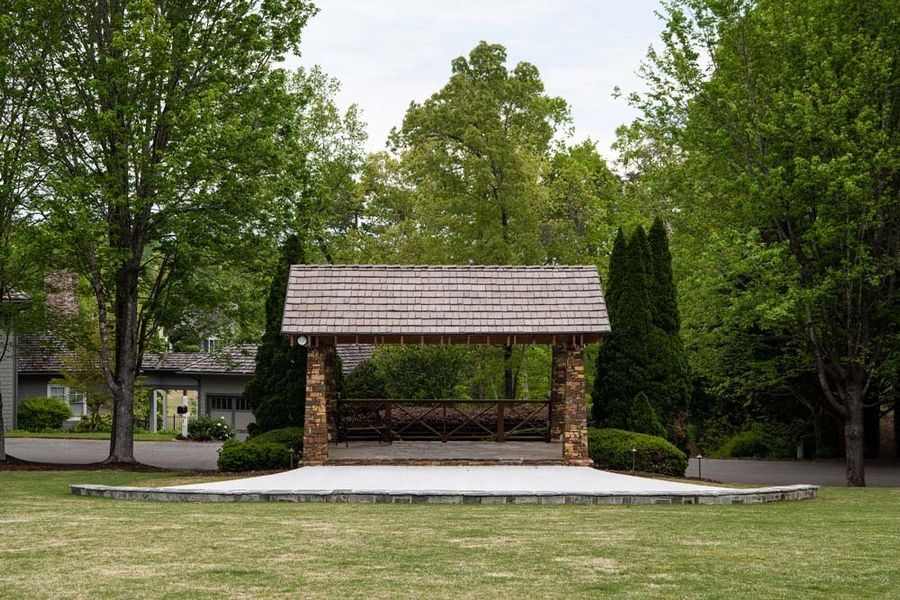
<box><xmin>179</xmin><ymin>344</ymin><xmax>257</xmax><ymax>375</ymax></box>
<box><xmin>281</xmin><ymin>265</ymin><xmax>610</xmax><ymax>344</ymax></box>
<box><xmin>19</xmin><ymin>337</ymin><xmax>258</xmax><ymax>378</ymax></box>
<box><xmin>336</xmin><ymin>344</ymin><xmax>374</xmax><ymax>373</ymax></box>
<box><xmin>142</xmin><ymin>352</ymin><xmax>208</xmax><ymax>372</ymax></box>
<box><xmin>17</xmin><ymin>334</ymin><xmax>74</xmax><ymax>374</ymax></box>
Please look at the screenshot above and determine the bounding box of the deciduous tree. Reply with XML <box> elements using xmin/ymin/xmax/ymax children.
<box><xmin>31</xmin><ymin>0</ymin><xmax>316</xmax><ymax>463</ymax></box>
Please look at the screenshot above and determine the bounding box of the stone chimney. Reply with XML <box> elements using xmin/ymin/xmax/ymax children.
<box><xmin>45</xmin><ymin>270</ymin><xmax>79</xmax><ymax>317</ymax></box>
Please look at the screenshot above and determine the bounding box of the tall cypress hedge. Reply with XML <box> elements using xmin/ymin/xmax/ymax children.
<box><xmin>244</xmin><ymin>235</ymin><xmax>308</xmax><ymax>435</ymax></box>
<box><xmin>592</xmin><ymin>226</ymin><xmax>654</xmax><ymax>427</ymax></box>
<box><xmin>647</xmin><ymin>218</ymin><xmax>690</xmax><ymax>427</ymax></box>
<box><xmin>592</xmin><ymin>220</ymin><xmax>689</xmax><ymax>440</ymax></box>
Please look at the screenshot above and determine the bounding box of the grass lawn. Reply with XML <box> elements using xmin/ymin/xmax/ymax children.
<box><xmin>6</xmin><ymin>430</ymin><xmax>179</xmax><ymax>442</ymax></box>
<box><xmin>0</xmin><ymin>471</ymin><xmax>897</xmax><ymax>599</ymax></box>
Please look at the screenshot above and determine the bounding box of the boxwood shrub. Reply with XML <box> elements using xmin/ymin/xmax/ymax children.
<box><xmin>17</xmin><ymin>397</ymin><xmax>72</xmax><ymax>431</ymax></box>
<box><xmin>249</xmin><ymin>427</ymin><xmax>303</xmax><ymax>452</ymax></box>
<box><xmin>588</xmin><ymin>428</ymin><xmax>688</xmax><ymax>477</ymax></box>
<box><xmin>217</xmin><ymin>439</ymin><xmax>292</xmax><ymax>472</ymax></box>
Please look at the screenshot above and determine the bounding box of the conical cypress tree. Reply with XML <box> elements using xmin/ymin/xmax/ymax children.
<box><xmin>646</xmin><ymin>218</ymin><xmax>690</xmax><ymax>428</ymax></box>
<box><xmin>604</xmin><ymin>228</ymin><xmax>627</xmax><ymax>322</ymax></box>
<box><xmin>648</xmin><ymin>218</ymin><xmax>679</xmax><ymax>333</ymax></box>
<box><xmin>629</xmin><ymin>391</ymin><xmax>666</xmax><ymax>438</ymax></box>
<box><xmin>244</xmin><ymin>235</ymin><xmax>308</xmax><ymax>435</ymax></box>
<box><xmin>592</xmin><ymin>226</ymin><xmax>654</xmax><ymax>427</ymax></box>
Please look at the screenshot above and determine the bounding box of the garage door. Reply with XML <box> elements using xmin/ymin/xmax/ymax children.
<box><xmin>207</xmin><ymin>395</ymin><xmax>254</xmax><ymax>434</ymax></box>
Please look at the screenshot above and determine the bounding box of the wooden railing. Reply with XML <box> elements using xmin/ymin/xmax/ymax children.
<box><xmin>335</xmin><ymin>398</ymin><xmax>551</xmax><ymax>444</ymax></box>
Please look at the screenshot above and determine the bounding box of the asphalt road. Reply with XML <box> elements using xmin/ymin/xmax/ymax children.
<box><xmin>6</xmin><ymin>438</ymin><xmax>221</xmax><ymax>471</ymax></box>
<box><xmin>6</xmin><ymin>438</ymin><xmax>899</xmax><ymax>484</ymax></box>
<box><xmin>687</xmin><ymin>457</ymin><xmax>900</xmax><ymax>487</ymax></box>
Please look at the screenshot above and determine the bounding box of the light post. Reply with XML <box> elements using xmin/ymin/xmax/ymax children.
<box><xmin>696</xmin><ymin>454</ymin><xmax>703</xmax><ymax>480</ymax></box>
<box><xmin>631</xmin><ymin>447</ymin><xmax>637</xmax><ymax>473</ymax></box>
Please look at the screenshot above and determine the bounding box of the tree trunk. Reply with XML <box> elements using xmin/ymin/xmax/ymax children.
<box><xmin>105</xmin><ymin>261</ymin><xmax>140</xmax><ymax>464</ymax></box>
<box><xmin>843</xmin><ymin>391</ymin><xmax>866</xmax><ymax>487</ymax></box>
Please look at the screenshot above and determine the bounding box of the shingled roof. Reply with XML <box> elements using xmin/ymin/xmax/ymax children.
<box><xmin>179</xmin><ymin>344</ymin><xmax>257</xmax><ymax>375</ymax></box>
<box><xmin>17</xmin><ymin>334</ymin><xmax>74</xmax><ymax>374</ymax></box>
<box><xmin>281</xmin><ymin>265</ymin><xmax>609</xmax><ymax>345</ymax></box>
<box><xmin>336</xmin><ymin>344</ymin><xmax>374</xmax><ymax>373</ymax></box>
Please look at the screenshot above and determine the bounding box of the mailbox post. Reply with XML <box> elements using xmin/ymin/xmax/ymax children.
<box><xmin>177</xmin><ymin>404</ymin><xmax>189</xmax><ymax>438</ymax></box>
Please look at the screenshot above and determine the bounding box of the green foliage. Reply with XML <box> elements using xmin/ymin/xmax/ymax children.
<box><xmin>16</xmin><ymin>397</ymin><xmax>71</xmax><ymax>432</ymax></box>
<box><xmin>715</xmin><ymin>429</ymin><xmax>770</xmax><ymax>459</ymax></box>
<box><xmin>620</xmin><ymin>0</ymin><xmax>900</xmax><ymax>483</ymax></box>
<box><xmin>23</xmin><ymin>0</ymin><xmax>317</xmax><ymax>460</ymax></box>
<box><xmin>629</xmin><ymin>392</ymin><xmax>666</xmax><ymax>438</ymax></box>
<box><xmin>645</xmin><ymin>217</ymin><xmax>690</xmax><ymax>427</ymax></box>
<box><xmin>245</xmin><ymin>235</ymin><xmax>308</xmax><ymax>433</ymax></box>
<box><xmin>187</xmin><ymin>417</ymin><xmax>235</xmax><ymax>442</ymax></box>
<box><xmin>217</xmin><ymin>439</ymin><xmax>291</xmax><ymax>472</ymax></box>
<box><xmin>592</xmin><ymin>226</ymin><xmax>655</xmax><ymax>428</ymax></box>
<box><xmin>371</xmin><ymin>346</ymin><xmax>471</xmax><ymax>400</ymax></box>
<box><xmin>341</xmin><ymin>361</ymin><xmax>388</xmax><ymax>400</ymax></box>
<box><xmin>588</xmin><ymin>428</ymin><xmax>688</xmax><ymax>477</ymax></box>
<box><xmin>71</xmin><ymin>414</ymin><xmax>112</xmax><ymax>433</ymax></box>
<box><xmin>249</xmin><ymin>427</ymin><xmax>304</xmax><ymax>453</ymax></box>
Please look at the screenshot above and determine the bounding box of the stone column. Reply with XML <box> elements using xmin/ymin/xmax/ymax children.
<box><xmin>325</xmin><ymin>345</ymin><xmax>338</xmax><ymax>441</ymax></box>
<box><xmin>302</xmin><ymin>346</ymin><xmax>330</xmax><ymax>465</ymax></box>
<box><xmin>562</xmin><ymin>344</ymin><xmax>591</xmax><ymax>466</ymax></box>
<box><xmin>549</xmin><ymin>345</ymin><xmax>567</xmax><ymax>442</ymax></box>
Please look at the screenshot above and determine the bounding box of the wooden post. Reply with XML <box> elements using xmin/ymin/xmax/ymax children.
<box><xmin>383</xmin><ymin>400</ymin><xmax>392</xmax><ymax>444</ymax></box>
<box><xmin>497</xmin><ymin>400</ymin><xmax>506</xmax><ymax>443</ymax></box>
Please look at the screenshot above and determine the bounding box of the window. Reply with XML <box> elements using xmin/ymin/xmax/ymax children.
<box><xmin>48</xmin><ymin>384</ymin><xmax>87</xmax><ymax>418</ymax></box>
<box><xmin>208</xmin><ymin>395</ymin><xmax>232</xmax><ymax>411</ymax></box>
<box><xmin>202</xmin><ymin>337</ymin><xmax>219</xmax><ymax>353</ymax></box>
<box><xmin>208</xmin><ymin>395</ymin><xmax>248</xmax><ymax>412</ymax></box>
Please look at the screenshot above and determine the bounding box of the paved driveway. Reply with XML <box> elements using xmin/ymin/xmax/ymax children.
<box><xmin>687</xmin><ymin>457</ymin><xmax>900</xmax><ymax>487</ymax></box>
<box><xmin>6</xmin><ymin>438</ymin><xmax>221</xmax><ymax>471</ymax></box>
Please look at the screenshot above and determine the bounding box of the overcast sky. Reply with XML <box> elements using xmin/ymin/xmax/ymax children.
<box><xmin>285</xmin><ymin>1</ymin><xmax>665</xmax><ymax>159</ymax></box>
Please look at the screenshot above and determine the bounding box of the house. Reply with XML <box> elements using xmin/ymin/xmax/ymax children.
<box><xmin>7</xmin><ymin>336</ymin><xmax>369</xmax><ymax>436</ymax></box>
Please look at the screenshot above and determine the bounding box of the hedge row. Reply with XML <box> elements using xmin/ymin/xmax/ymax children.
<box><xmin>588</xmin><ymin>428</ymin><xmax>687</xmax><ymax>477</ymax></box>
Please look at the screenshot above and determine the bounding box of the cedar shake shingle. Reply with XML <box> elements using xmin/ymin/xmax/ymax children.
<box><xmin>281</xmin><ymin>265</ymin><xmax>610</xmax><ymax>339</ymax></box>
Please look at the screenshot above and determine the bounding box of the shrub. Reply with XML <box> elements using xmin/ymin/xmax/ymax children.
<box><xmin>72</xmin><ymin>413</ymin><xmax>112</xmax><ymax>433</ymax></box>
<box><xmin>715</xmin><ymin>428</ymin><xmax>770</xmax><ymax>458</ymax></box>
<box><xmin>249</xmin><ymin>427</ymin><xmax>303</xmax><ymax>452</ymax></box>
<box><xmin>17</xmin><ymin>397</ymin><xmax>72</xmax><ymax>431</ymax></box>
<box><xmin>588</xmin><ymin>428</ymin><xmax>688</xmax><ymax>477</ymax></box>
<box><xmin>217</xmin><ymin>439</ymin><xmax>291</xmax><ymax>472</ymax></box>
<box><xmin>187</xmin><ymin>416</ymin><xmax>235</xmax><ymax>442</ymax></box>
<box><xmin>630</xmin><ymin>392</ymin><xmax>666</xmax><ymax>438</ymax></box>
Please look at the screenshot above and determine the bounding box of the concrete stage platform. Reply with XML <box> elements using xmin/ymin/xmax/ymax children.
<box><xmin>70</xmin><ymin>466</ymin><xmax>818</xmax><ymax>504</ymax></box>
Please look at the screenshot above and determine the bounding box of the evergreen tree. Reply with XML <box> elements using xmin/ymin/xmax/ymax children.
<box><xmin>629</xmin><ymin>392</ymin><xmax>666</xmax><ymax>438</ymax></box>
<box><xmin>647</xmin><ymin>218</ymin><xmax>679</xmax><ymax>333</ymax></box>
<box><xmin>592</xmin><ymin>226</ymin><xmax>654</xmax><ymax>426</ymax></box>
<box><xmin>646</xmin><ymin>218</ymin><xmax>691</xmax><ymax>429</ymax></box>
<box><xmin>604</xmin><ymin>228</ymin><xmax>627</xmax><ymax>321</ymax></box>
<box><xmin>244</xmin><ymin>235</ymin><xmax>308</xmax><ymax>435</ymax></box>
